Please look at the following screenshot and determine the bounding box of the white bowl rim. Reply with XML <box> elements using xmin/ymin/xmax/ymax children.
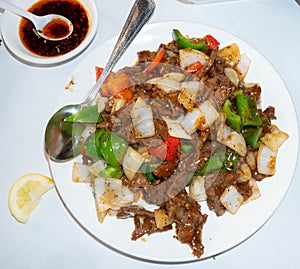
<box><xmin>1</xmin><ymin>0</ymin><xmax>99</xmax><ymax>66</ymax></box>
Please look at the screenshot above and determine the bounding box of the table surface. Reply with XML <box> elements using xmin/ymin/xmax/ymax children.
<box><xmin>1</xmin><ymin>0</ymin><xmax>300</xmax><ymax>268</ymax></box>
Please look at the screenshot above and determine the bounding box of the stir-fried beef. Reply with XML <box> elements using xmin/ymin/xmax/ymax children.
<box><xmin>204</xmin><ymin>173</ymin><xmax>240</xmax><ymax>216</ymax></box>
<box><xmin>137</xmin><ymin>50</ymin><xmax>157</xmax><ymax>63</ymax></box>
<box><xmin>153</xmin><ymin>160</ymin><xmax>177</xmax><ymax>180</ymax></box>
<box><xmin>263</xmin><ymin>106</ymin><xmax>276</xmax><ymax>121</ymax></box>
<box><xmin>142</xmin><ymin>145</ymin><xmax>200</xmax><ymax>205</ymax></box>
<box><xmin>195</xmin><ymin>48</ymin><xmax>218</xmax><ymax>79</ymax></box>
<box><xmin>165</xmin><ymin>190</ymin><xmax>207</xmax><ymax>258</ymax></box>
<box><xmin>89</xmin><ymin>33</ymin><xmax>281</xmax><ymax>260</ymax></box>
<box><xmin>121</xmin><ymin>172</ymin><xmax>151</xmax><ymax>189</ymax></box>
<box><xmin>240</xmin><ymin>82</ymin><xmax>262</xmax><ymax>101</ymax></box>
<box><xmin>117</xmin><ymin>191</ymin><xmax>207</xmax><ymax>258</ymax></box>
<box><xmin>150</xmin><ymin>98</ymin><xmax>183</xmax><ymax>119</ymax></box>
<box><xmin>116</xmin><ymin>206</ymin><xmax>172</xmax><ymax>240</ymax></box>
<box><xmin>204</xmin><ymin>172</ymin><xmax>253</xmax><ymax>216</ymax></box>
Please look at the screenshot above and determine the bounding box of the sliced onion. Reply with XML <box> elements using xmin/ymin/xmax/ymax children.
<box><xmin>217</xmin><ymin>124</ymin><xmax>247</xmax><ymax>156</ymax></box>
<box><xmin>154</xmin><ymin>209</ymin><xmax>172</xmax><ymax>229</ymax></box>
<box><xmin>130</xmin><ymin>97</ymin><xmax>155</xmax><ymax>138</ymax></box>
<box><xmin>220</xmin><ymin>185</ymin><xmax>244</xmax><ymax>214</ymax></box>
<box><xmin>237</xmin><ymin>163</ymin><xmax>252</xmax><ymax>182</ymax></box>
<box><xmin>248</xmin><ymin>179</ymin><xmax>261</xmax><ymax>202</ymax></box>
<box><xmin>236</xmin><ymin>53</ymin><xmax>251</xmax><ymax>79</ymax></box>
<box><xmin>112</xmin><ymin>98</ymin><xmax>126</xmax><ymax>114</ymax></box>
<box><xmin>188</xmin><ymin>176</ymin><xmax>207</xmax><ymax>202</ymax></box>
<box><xmin>161</xmin><ymin>115</ymin><xmax>192</xmax><ymax>140</ymax></box>
<box><xmin>146</xmin><ymin>77</ymin><xmax>181</xmax><ymax>93</ymax></box>
<box><xmin>72</xmin><ymin>162</ymin><xmax>91</xmax><ymax>183</ymax></box>
<box><xmin>198</xmin><ymin>100</ymin><xmax>220</xmax><ymax>130</ymax></box>
<box><xmin>257</xmin><ymin>144</ymin><xmax>277</xmax><ymax>175</ymax></box>
<box><xmin>93</xmin><ymin>177</ymin><xmax>139</xmax><ymax>222</ymax></box>
<box><xmin>261</xmin><ymin>124</ymin><xmax>289</xmax><ymax>151</ymax></box>
<box><xmin>156</xmin><ymin>77</ymin><xmax>181</xmax><ymax>93</ymax></box>
<box><xmin>163</xmin><ymin>72</ymin><xmax>185</xmax><ymax>82</ymax></box>
<box><xmin>224</xmin><ymin>67</ymin><xmax>239</xmax><ymax>87</ymax></box>
<box><xmin>97</xmin><ymin>96</ymin><xmax>108</xmax><ymax>113</ymax></box>
<box><xmin>218</xmin><ymin>43</ymin><xmax>241</xmax><ymax>67</ymax></box>
<box><xmin>245</xmin><ymin>151</ymin><xmax>256</xmax><ymax>170</ymax></box>
<box><xmin>180</xmin><ymin>107</ymin><xmax>205</xmax><ymax>135</ymax></box>
<box><xmin>89</xmin><ymin>159</ymin><xmax>108</xmax><ymax>177</ymax></box>
<box><xmin>146</xmin><ymin>77</ymin><xmax>162</xmax><ymax>84</ymax></box>
<box><xmin>80</xmin><ymin>125</ymin><xmax>96</xmax><ymax>143</ymax></box>
<box><xmin>179</xmin><ymin>48</ymin><xmax>208</xmax><ymax>69</ymax></box>
<box><xmin>122</xmin><ymin>146</ymin><xmax>145</xmax><ymax>180</ymax></box>
<box><xmin>178</xmin><ymin>81</ymin><xmax>201</xmax><ymax>111</ymax></box>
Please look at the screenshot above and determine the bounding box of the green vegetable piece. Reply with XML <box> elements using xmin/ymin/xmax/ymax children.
<box><xmin>181</xmin><ymin>144</ymin><xmax>194</xmax><ymax>153</ymax></box>
<box><xmin>186</xmin><ymin>172</ymin><xmax>194</xmax><ymax>186</ymax></box>
<box><xmin>221</xmin><ymin>99</ymin><xmax>242</xmax><ymax>132</ymax></box>
<box><xmin>195</xmin><ymin>150</ymin><xmax>238</xmax><ymax>175</ymax></box>
<box><xmin>140</xmin><ymin>163</ymin><xmax>157</xmax><ymax>182</ymax></box>
<box><xmin>99</xmin><ymin>132</ymin><xmax>128</xmax><ymax>167</ymax></box>
<box><xmin>232</xmin><ymin>90</ymin><xmax>243</xmax><ymax>97</ymax></box>
<box><xmin>83</xmin><ymin>128</ymin><xmax>105</xmax><ymax>159</ymax></box>
<box><xmin>220</xmin><ymin>150</ymin><xmax>238</xmax><ymax>172</ymax></box>
<box><xmin>99</xmin><ymin>165</ymin><xmax>123</xmax><ymax>179</ymax></box>
<box><xmin>172</xmin><ymin>29</ymin><xmax>208</xmax><ymax>52</ymax></box>
<box><xmin>195</xmin><ymin>150</ymin><xmax>226</xmax><ymax>175</ymax></box>
<box><xmin>64</xmin><ymin>105</ymin><xmax>103</xmax><ymax>123</ymax></box>
<box><xmin>235</xmin><ymin>95</ymin><xmax>262</xmax><ymax>127</ymax></box>
<box><xmin>243</xmin><ymin>127</ymin><xmax>263</xmax><ymax>149</ymax></box>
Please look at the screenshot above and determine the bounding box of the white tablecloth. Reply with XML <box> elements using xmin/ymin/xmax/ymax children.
<box><xmin>1</xmin><ymin>0</ymin><xmax>300</xmax><ymax>268</ymax></box>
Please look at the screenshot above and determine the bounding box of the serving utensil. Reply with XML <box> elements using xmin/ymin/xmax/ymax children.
<box><xmin>0</xmin><ymin>0</ymin><xmax>73</xmax><ymax>41</ymax></box>
<box><xmin>44</xmin><ymin>0</ymin><xmax>156</xmax><ymax>162</ymax></box>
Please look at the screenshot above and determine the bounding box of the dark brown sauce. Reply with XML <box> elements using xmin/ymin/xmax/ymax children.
<box><xmin>19</xmin><ymin>0</ymin><xmax>89</xmax><ymax>57</ymax></box>
<box><xmin>40</xmin><ymin>18</ymin><xmax>71</xmax><ymax>39</ymax></box>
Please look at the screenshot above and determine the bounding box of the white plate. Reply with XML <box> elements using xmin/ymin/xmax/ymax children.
<box><xmin>48</xmin><ymin>21</ymin><xmax>298</xmax><ymax>263</ymax></box>
<box><xmin>1</xmin><ymin>0</ymin><xmax>99</xmax><ymax>66</ymax></box>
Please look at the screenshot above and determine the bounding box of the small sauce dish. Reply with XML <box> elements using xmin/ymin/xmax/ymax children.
<box><xmin>1</xmin><ymin>0</ymin><xmax>99</xmax><ymax>66</ymax></box>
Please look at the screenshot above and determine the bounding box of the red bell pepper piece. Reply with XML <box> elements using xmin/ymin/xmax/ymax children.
<box><xmin>144</xmin><ymin>49</ymin><xmax>166</xmax><ymax>74</ymax></box>
<box><xmin>95</xmin><ymin>67</ymin><xmax>133</xmax><ymax>99</ymax></box>
<box><xmin>185</xmin><ymin>61</ymin><xmax>203</xmax><ymax>73</ymax></box>
<box><xmin>95</xmin><ymin>66</ymin><xmax>103</xmax><ymax>81</ymax></box>
<box><xmin>203</xmin><ymin>34</ymin><xmax>220</xmax><ymax>49</ymax></box>
<box><xmin>149</xmin><ymin>135</ymin><xmax>180</xmax><ymax>161</ymax></box>
<box><xmin>114</xmin><ymin>88</ymin><xmax>134</xmax><ymax>101</ymax></box>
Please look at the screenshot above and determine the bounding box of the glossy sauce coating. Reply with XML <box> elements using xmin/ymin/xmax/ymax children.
<box><xmin>40</xmin><ymin>17</ymin><xmax>71</xmax><ymax>39</ymax></box>
<box><xmin>19</xmin><ymin>0</ymin><xmax>89</xmax><ymax>57</ymax></box>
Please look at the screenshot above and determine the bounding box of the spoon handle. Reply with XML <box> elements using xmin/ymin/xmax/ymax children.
<box><xmin>0</xmin><ymin>0</ymin><xmax>37</xmax><ymax>22</ymax></box>
<box><xmin>82</xmin><ymin>0</ymin><xmax>156</xmax><ymax>106</ymax></box>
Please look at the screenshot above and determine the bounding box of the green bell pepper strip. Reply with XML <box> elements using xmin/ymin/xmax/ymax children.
<box><xmin>221</xmin><ymin>99</ymin><xmax>242</xmax><ymax>132</ymax></box>
<box><xmin>181</xmin><ymin>144</ymin><xmax>194</xmax><ymax>153</ymax></box>
<box><xmin>98</xmin><ymin>131</ymin><xmax>128</xmax><ymax>167</ymax></box>
<box><xmin>219</xmin><ymin>150</ymin><xmax>238</xmax><ymax>172</ymax></box>
<box><xmin>64</xmin><ymin>105</ymin><xmax>103</xmax><ymax>123</ymax></box>
<box><xmin>83</xmin><ymin>128</ymin><xmax>105</xmax><ymax>159</ymax></box>
<box><xmin>195</xmin><ymin>150</ymin><xmax>238</xmax><ymax>175</ymax></box>
<box><xmin>195</xmin><ymin>150</ymin><xmax>226</xmax><ymax>176</ymax></box>
<box><xmin>235</xmin><ymin>95</ymin><xmax>262</xmax><ymax>127</ymax></box>
<box><xmin>186</xmin><ymin>172</ymin><xmax>195</xmax><ymax>186</ymax></box>
<box><xmin>140</xmin><ymin>163</ymin><xmax>159</xmax><ymax>182</ymax></box>
<box><xmin>99</xmin><ymin>165</ymin><xmax>123</xmax><ymax>179</ymax></box>
<box><xmin>172</xmin><ymin>29</ymin><xmax>208</xmax><ymax>52</ymax></box>
<box><xmin>243</xmin><ymin>127</ymin><xmax>263</xmax><ymax>149</ymax></box>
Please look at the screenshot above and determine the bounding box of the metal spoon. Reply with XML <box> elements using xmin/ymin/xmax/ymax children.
<box><xmin>0</xmin><ymin>0</ymin><xmax>73</xmax><ymax>41</ymax></box>
<box><xmin>44</xmin><ymin>0</ymin><xmax>156</xmax><ymax>162</ymax></box>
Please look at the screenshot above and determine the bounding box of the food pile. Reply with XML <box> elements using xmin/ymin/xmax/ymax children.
<box><xmin>68</xmin><ymin>29</ymin><xmax>288</xmax><ymax>258</ymax></box>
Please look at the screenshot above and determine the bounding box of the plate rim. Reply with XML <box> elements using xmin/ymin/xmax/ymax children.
<box><xmin>0</xmin><ymin>0</ymin><xmax>99</xmax><ymax>66</ymax></box>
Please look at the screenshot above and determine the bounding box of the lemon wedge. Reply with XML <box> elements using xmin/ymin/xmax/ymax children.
<box><xmin>8</xmin><ymin>173</ymin><xmax>55</xmax><ymax>223</ymax></box>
